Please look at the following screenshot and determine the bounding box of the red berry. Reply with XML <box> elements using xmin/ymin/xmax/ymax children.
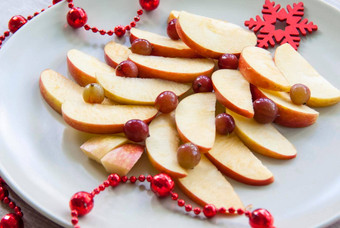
<box><xmin>155</xmin><ymin>91</ymin><xmax>178</xmax><ymax>113</ymax></box>
<box><xmin>123</xmin><ymin>119</ymin><xmax>149</xmax><ymax>142</ymax></box>
<box><xmin>67</xmin><ymin>7</ymin><xmax>87</xmax><ymax>29</ymax></box>
<box><xmin>192</xmin><ymin>75</ymin><xmax>213</xmax><ymax>93</ymax></box>
<box><xmin>167</xmin><ymin>19</ymin><xmax>180</xmax><ymax>40</ymax></box>
<box><xmin>8</xmin><ymin>15</ymin><xmax>27</xmax><ymax>33</ymax></box>
<box><xmin>139</xmin><ymin>0</ymin><xmax>160</xmax><ymax>11</ymax></box>
<box><xmin>218</xmin><ymin>53</ymin><xmax>239</xmax><ymax>69</ymax></box>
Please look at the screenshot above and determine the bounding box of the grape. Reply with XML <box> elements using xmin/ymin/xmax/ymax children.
<box><xmin>123</xmin><ymin>119</ymin><xmax>149</xmax><ymax>142</ymax></box>
<box><xmin>82</xmin><ymin>83</ymin><xmax>105</xmax><ymax>104</ymax></box>
<box><xmin>167</xmin><ymin>19</ymin><xmax>180</xmax><ymax>40</ymax></box>
<box><xmin>131</xmin><ymin>38</ymin><xmax>152</xmax><ymax>55</ymax></box>
<box><xmin>192</xmin><ymin>75</ymin><xmax>213</xmax><ymax>93</ymax></box>
<box><xmin>218</xmin><ymin>53</ymin><xmax>239</xmax><ymax>69</ymax></box>
<box><xmin>253</xmin><ymin>98</ymin><xmax>278</xmax><ymax>124</ymax></box>
<box><xmin>215</xmin><ymin>113</ymin><xmax>235</xmax><ymax>134</ymax></box>
<box><xmin>177</xmin><ymin>143</ymin><xmax>201</xmax><ymax>169</ymax></box>
<box><xmin>116</xmin><ymin>60</ymin><xmax>138</xmax><ymax>78</ymax></box>
<box><xmin>155</xmin><ymin>91</ymin><xmax>178</xmax><ymax>113</ymax></box>
<box><xmin>290</xmin><ymin>84</ymin><xmax>311</xmax><ymax>105</ymax></box>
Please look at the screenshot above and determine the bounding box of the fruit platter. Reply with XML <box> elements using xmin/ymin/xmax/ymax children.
<box><xmin>0</xmin><ymin>0</ymin><xmax>340</xmax><ymax>227</ymax></box>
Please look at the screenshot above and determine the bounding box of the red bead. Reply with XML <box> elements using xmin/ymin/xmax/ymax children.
<box><xmin>130</xmin><ymin>21</ymin><xmax>136</xmax><ymax>27</ymax></box>
<box><xmin>69</xmin><ymin>191</ymin><xmax>94</xmax><ymax>216</ymax></box>
<box><xmin>177</xmin><ymin>199</ymin><xmax>185</xmax><ymax>207</ymax></box>
<box><xmin>14</xmin><ymin>207</ymin><xmax>21</xmax><ymax>213</ymax></box>
<box><xmin>92</xmin><ymin>188</ymin><xmax>100</xmax><ymax>195</ymax></box>
<box><xmin>99</xmin><ymin>29</ymin><xmax>106</xmax><ymax>35</ymax></box>
<box><xmin>9</xmin><ymin>202</ymin><xmax>15</xmax><ymax>209</ymax></box>
<box><xmin>114</xmin><ymin>25</ymin><xmax>126</xmax><ymax>37</ymax></box>
<box><xmin>193</xmin><ymin>207</ymin><xmax>201</xmax><ymax>215</ymax></box>
<box><xmin>134</xmin><ymin>16</ymin><xmax>140</xmax><ymax>22</ymax></box>
<box><xmin>0</xmin><ymin>213</ymin><xmax>24</xmax><ymax>228</ymax></box>
<box><xmin>125</xmin><ymin>25</ymin><xmax>131</xmax><ymax>31</ymax></box>
<box><xmin>137</xmin><ymin>9</ymin><xmax>144</xmax><ymax>15</ymax></box>
<box><xmin>3</xmin><ymin>197</ymin><xmax>10</xmax><ymax>204</ymax></box>
<box><xmin>103</xmin><ymin>180</ymin><xmax>110</xmax><ymax>187</ymax></box>
<box><xmin>99</xmin><ymin>184</ymin><xmax>105</xmax><ymax>191</ymax></box>
<box><xmin>171</xmin><ymin>192</ymin><xmax>178</xmax><ymax>200</ymax></box>
<box><xmin>33</xmin><ymin>12</ymin><xmax>39</xmax><ymax>17</ymax></box>
<box><xmin>228</xmin><ymin>207</ymin><xmax>236</xmax><ymax>214</ymax></box>
<box><xmin>108</xmin><ymin>174</ymin><xmax>121</xmax><ymax>187</ymax></box>
<box><xmin>71</xmin><ymin>210</ymin><xmax>78</xmax><ymax>217</ymax></box>
<box><xmin>146</xmin><ymin>175</ymin><xmax>153</xmax><ymax>182</ymax></box>
<box><xmin>53</xmin><ymin>0</ymin><xmax>63</xmax><ymax>4</ymax></box>
<box><xmin>150</xmin><ymin>173</ymin><xmax>174</xmax><ymax>197</ymax></box>
<box><xmin>91</xmin><ymin>27</ymin><xmax>98</xmax><ymax>33</ymax></box>
<box><xmin>71</xmin><ymin>217</ymin><xmax>78</xmax><ymax>225</ymax></box>
<box><xmin>138</xmin><ymin>175</ymin><xmax>145</xmax><ymax>182</ymax></box>
<box><xmin>237</xmin><ymin>208</ymin><xmax>245</xmax><ymax>215</ymax></box>
<box><xmin>15</xmin><ymin>212</ymin><xmax>23</xmax><ymax>218</ymax></box>
<box><xmin>248</xmin><ymin>208</ymin><xmax>274</xmax><ymax>228</ymax></box>
<box><xmin>67</xmin><ymin>0</ymin><xmax>73</xmax><ymax>2</ymax></box>
<box><xmin>129</xmin><ymin>176</ymin><xmax>137</xmax><ymax>183</ymax></box>
<box><xmin>4</xmin><ymin>31</ymin><xmax>10</xmax><ymax>37</ymax></box>
<box><xmin>8</xmin><ymin>16</ymin><xmax>27</xmax><ymax>33</ymax></box>
<box><xmin>185</xmin><ymin>204</ymin><xmax>192</xmax><ymax>212</ymax></box>
<box><xmin>67</xmin><ymin>7</ymin><xmax>87</xmax><ymax>29</ymax></box>
<box><xmin>68</xmin><ymin>3</ymin><xmax>74</xmax><ymax>9</ymax></box>
<box><xmin>107</xmin><ymin>30</ymin><xmax>114</xmax><ymax>36</ymax></box>
<box><xmin>84</xmin><ymin>24</ymin><xmax>90</xmax><ymax>30</ymax></box>
<box><xmin>203</xmin><ymin>204</ymin><xmax>217</xmax><ymax>218</ymax></box>
<box><xmin>0</xmin><ymin>41</ymin><xmax>2</xmax><ymax>46</ymax></box>
<box><xmin>41</xmin><ymin>9</ymin><xmax>45</xmax><ymax>12</ymax></box>
<box><xmin>0</xmin><ymin>187</ymin><xmax>9</xmax><ymax>200</ymax></box>
<box><xmin>139</xmin><ymin>0</ymin><xmax>160</xmax><ymax>11</ymax></box>
<box><xmin>0</xmin><ymin>36</ymin><xmax>4</xmax><ymax>41</ymax></box>
<box><xmin>219</xmin><ymin>207</ymin><xmax>227</xmax><ymax>214</ymax></box>
<box><xmin>121</xmin><ymin>176</ymin><xmax>128</xmax><ymax>183</ymax></box>
<box><xmin>27</xmin><ymin>15</ymin><xmax>33</xmax><ymax>20</ymax></box>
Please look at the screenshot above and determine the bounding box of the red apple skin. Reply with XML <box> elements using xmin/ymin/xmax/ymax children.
<box><xmin>129</xmin><ymin>33</ymin><xmax>201</xmax><ymax>58</ymax></box>
<box><xmin>176</xmin><ymin>126</ymin><xmax>212</xmax><ymax>153</ymax></box>
<box><xmin>146</xmin><ymin>153</ymin><xmax>187</xmax><ymax>178</ymax></box>
<box><xmin>104</xmin><ymin>51</ymin><xmax>119</xmax><ymax>68</ymax></box>
<box><xmin>205</xmin><ymin>153</ymin><xmax>274</xmax><ymax>186</ymax></box>
<box><xmin>67</xmin><ymin>57</ymin><xmax>97</xmax><ymax>87</ymax></box>
<box><xmin>251</xmin><ymin>85</ymin><xmax>318</xmax><ymax>128</ymax></box>
<box><xmin>213</xmin><ymin>84</ymin><xmax>254</xmax><ymax>118</ymax></box>
<box><xmin>238</xmin><ymin>54</ymin><xmax>290</xmax><ymax>92</ymax></box>
<box><xmin>128</xmin><ymin>57</ymin><xmax>214</xmax><ymax>83</ymax></box>
<box><xmin>39</xmin><ymin>75</ymin><xmax>62</xmax><ymax>114</ymax></box>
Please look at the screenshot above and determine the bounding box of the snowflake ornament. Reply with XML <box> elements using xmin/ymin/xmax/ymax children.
<box><xmin>245</xmin><ymin>0</ymin><xmax>318</xmax><ymax>50</ymax></box>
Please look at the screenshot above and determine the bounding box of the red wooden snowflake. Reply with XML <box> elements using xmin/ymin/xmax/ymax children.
<box><xmin>244</xmin><ymin>0</ymin><xmax>318</xmax><ymax>50</ymax></box>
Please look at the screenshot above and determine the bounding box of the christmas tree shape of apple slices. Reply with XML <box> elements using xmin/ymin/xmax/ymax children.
<box><xmin>130</xmin><ymin>28</ymin><xmax>200</xmax><ymax>58</ymax></box>
<box><xmin>128</xmin><ymin>54</ymin><xmax>215</xmax><ymax>83</ymax></box>
<box><xmin>274</xmin><ymin>43</ymin><xmax>340</xmax><ymax>107</ymax></box>
<box><xmin>206</xmin><ymin>133</ymin><xmax>274</xmax><ymax>186</ymax></box>
<box><xmin>227</xmin><ymin>109</ymin><xmax>297</xmax><ymax>159</ymax></box>
<box><xmin>96</xmin><ymin>72</ymin><xmax>190</xmax><ymax>105</ymax></box>
<box><xmin>61</xmin><ymin>101</ymin><xmax>157</xmax><ymax>134</ymax></box>
<box><xmin>175</xmin><ymin>93</ymin><xmax>216</xmax><ymax>152</ymax></box>
<box><xmin>146</xmin><ymin>113</ymin><xmax>187</xmax><ymax>178</ymax></box>
<box><xmin>177</xmin><ymin>155</ymin><xmax>244</xmax><ymax>209</ymax></box>
<box><xmin>104</xmin><ymin>41</ymin><xmax>132</xmax><ymax>68</ymax></box>
<box><xmin>212</xmin><ymin>69</ymin><xmax>254</xmax><ymax>118</ymax></box>
<box><xmin>175</xmin><ymin>11</ymin><xmax>257</xmax><ymax>58</ymax></box>
<box><xmin>39</xmin><ymin>69</ymin><xmax>114</xmax><ymax>114</ymax></box>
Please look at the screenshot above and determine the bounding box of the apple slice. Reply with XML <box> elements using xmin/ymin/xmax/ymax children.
<box><xmin>177</xmin><ymin>155</ymin><xmax>244</xmax><ymax>209</ymax></box>
<box><xmin>130</xmin><ymin>28</ymin><xmax>200</xmax><ymax>58</ymax></box>
<box><xmin>251</xmin><ymin>85</ymin><xmax>319</xmax><ymax>128</ymax></box>
<box><xmin>104</xmin><ymin>41</ymin><xmax>132</xmax><ymax>68</ymax></box>
<box><xmin>96</xmin><ymin>72</ymin><xmax>190</xmax><ymax>105</ymax></box>
<box><xmin>212</xmin><ymin>69</ymin><xmax>254</xmax><ymax>118</ymax></box>
<box><xmin>176</xmin><ymin>11</ymin><xmax>257</xmax><ymax>58</ymax></box>
<box><xmin>175</xmin><ymin>93</ymin><xmax>216</xmax><ymax>152</ymax></box>
<box><xmin>167</xmin><ymin>10</ymin><xmax>180</xmax><ymax>22</ymax></box>
<box><xmin>61</xmin><ymin>101</ymin><xmax>158</xmax><ymax>134</ymax></box>
<box><xmin>206</xmin><ymin>133</ymin><xmax>274</xmax><ymax>186</ymax></box>
<box><xmin>146</xmin><ymin>113</ymin><xmax>187</xmax><ymax>178</ymax></box>
<box><xmin>39</xmin><ymin>69</ymin><xmax>115</xmax><ymax>114</ymax></box>
<box><xmin>274</xmin><ymin>43</ymin><xmax>340</xmax><ymax>107</ymax></box>
<box><xmin>226</xmin><ymin>109</ymin><xmax>297</xmax><ymax>159</ymax></box>
<box><xmin>239</xmin><ymin>46</ymin><xmax>290</xmax><ymax>92</ymax></box>
<box><xmin>67</xmin><ymin>49</ymin><xmax>115</xmax><ymax>86</ymax></box>
<box><xmin>101</xmin><ymin>144</ymin><xmax>144</xmax><ymax>176</ymax></box>
<box><xmin>80</xmin><ymin>135</ymin><xmax>129</xmax><ymax>163</ymax></box>
<box><xmin>128</xmin><ymin>54</ymin><xmax>215</xmax><ymax>83</ymax></box>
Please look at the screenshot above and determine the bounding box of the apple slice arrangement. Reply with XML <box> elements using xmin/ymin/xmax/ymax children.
<box><xmin>39</xmin><ymin>9</ymin><xmax>340</xmax><ymax>228</ymax></box>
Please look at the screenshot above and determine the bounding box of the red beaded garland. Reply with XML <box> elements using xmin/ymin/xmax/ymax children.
<box><xmin>114</xmin><ymin>25</ymin><xmax>126</xmax><ymax>37</ymax></box>
<box><xmin>203</xmin><ymin>204</ymin><xmax>217</xmax><ymax>218</ymax></box>
<box><xmin>52</xmin><ymin>0</ymin><xmax>63</xmax><ymax>4</ymax></box>
<box><xmin>0</xmin><ymin>213</ymin><xmax>24</xmax><ymax>228</ymax></box>
<box><xmin>69</xmin><ymin>192</ymin><xmax>94</xmax><ymax>216</ymax></box>
<box><xmin>0</xmin><ymin>187</ymin><xmax>9</xmax><ymax>201</ymax></box>
<box><xmin>67</xmin><ymin>7</ymin><xmax>88</xmax><ymax>29</ymax></box>
<box><xmin>139</xmin><ymin>0</ymin><xmax>160</xmax><ymax>11</ymax></box>
<box><xmin>248</xmin><ymin>208</ymin><xmax>274</xmax><ymax>228</ymax></box>
<box><xmin>150</xmin><ymin>173</ymin><xmax>174</xmax><ymax>197</ymax></box>
<box><xmin>8</xmin><ymin>16</ymin><xmax>27</xmax><ymax>33</ymax></box>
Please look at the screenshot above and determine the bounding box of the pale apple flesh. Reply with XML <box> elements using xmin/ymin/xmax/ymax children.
<box><xmin>251</xmin><ymin>85</ymin><xmax>319</xmax><ymax>128</ymax></box>
<box><xmin>80</xmin><ymin>135</ymin><xmax>129</xmax><ymax>163</ymax></box>
<box><xmin>239</xmin><ymin>46</ymin><xmax>290</xmax><ymax>92</ymax></box>
<box><xmin>146</xmin><ymin>113</ymin><xmax>187</xmax><ymax>178</ymax></box>
<box><xmin>128</xmin><ymin>53</ymin><xmax>215</xmax><ymax>83</ymax></box>
<box><xmin>96</xmin><ymin>72</ymin><xmax>190</xmax><ymax>105</ymax></box>
<box><xmin>177</xmin><ymin>155</ymin><xmax>244</xmax><ymax>209</ymax></box>
<box><xmin>130</xmin><ymin>28</ymin><xmax>200</xmax><ymax>58</ymax></box>
<box><xmin>175</xmin><ymin>93</ymin><xmax>216</xmax><ymax>152</ymax></box>
<box><xmin>101</xmin><ymin>144</ymin><xmax>144</xmax><ymax>176</ymax></box>
<box><xmin>206</xmin><ymin>133</ymin><xmax>274</xmax><ymax>186</ymax></box>
<box><xmin>61</xmin><ymin>101</ymin><xmax>158</xmax><ymax>134</ymax></box>
<box><xmin>212</xmin><ymin>69</ymin><xmax>254</xmax><ymax>118</ymax></box>
<box><xmin>274</xmin><ymin>43</ymin><xmax>340</xmax><ymax>107</ymax></box>
<box><xmin>167</xmin><ymin>10</ymin><xmax>180</xmax><ymax>23</ymax></box>
<box><xmin>227</xmin><ymin>109</ymin><xmax>297</xmax><ymax>159</ymax></box>
<box><xmin>104</xmin><ymin>41</ymin><xmax>132</xmax><ymax>68</ymax></box>
<box><xmin>67</xmin><ymin>49</ymin><xmax>115</xmax><ymax>86</ymax></box>
<box><xmin>176</xmin><ymin>11</ymin><xmax>257</xmax><ymax>58</ymax></box>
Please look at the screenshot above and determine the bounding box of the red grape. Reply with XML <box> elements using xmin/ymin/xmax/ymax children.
<box><xmin>218</xmin><ymin>53</ymin><xmax>239</xmax><ymax>69</ymax></box>
<box><xmin>192</xmin><ymin>75</ymin><xmax>213</xmax><ymax>93</ymax></box>
<box><xmin>116</xmin><ymin>60</ymin><xmax>138</xmax><ymax>78</ymax></box>
<box><xmin>155</xmin><ymin>91</ymin><xmax>178</xmax><ymax>113</ymax></box>
<box><xmin>131</xmin><ymin>38</ymin><xmax>152</xmax><ymax>55</ymax></box>
<box><xmin>290</xmin><ymin>84</ymin><xmax>311</xmax><ymax>105</ymax></box>
<box><xmin>215</xmin><ymin>113</ymin><xmax>235</xmax><ymax>134</ymax></box>
<box><xmin>177</xmin><ymin>143</ymin><xmax>201</xmax><ymax>169</ymax></box>
<box><xmin>123</xmin><ymin>119</ymin><xmax>149</xmax><ymax>142</ymax></box>
<box><xmin>167</xmin><ymin>19</ymin><xmax>180</xmax><ymax>40</ymax></box>
<box><xmin>253</xmin><ymin>98</ymin><xmax>278</xmax><ymax>124</ymax></box>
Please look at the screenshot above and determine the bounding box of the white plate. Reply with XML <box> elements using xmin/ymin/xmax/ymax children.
<box><xmin>0</xmin><ymin>0</ymin><xmax>339</xmax><ymax>227</ymax></box>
